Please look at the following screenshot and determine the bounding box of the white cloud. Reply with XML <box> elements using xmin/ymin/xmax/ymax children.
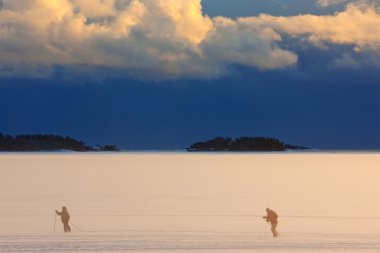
<box><xmin>317</xmin><ymin>0</ymin><xmax>349</xmax><ymax>7</ymax></box>
<box><xmin>253</xmin><ymin>3</ymin><xmax>380</xmax><ymax>49</ymax></box>
<box><xmin>201</xmin><ymin>17</ymin><xmax>297</xmax><ymax>70</ymax></box>
<box><xmin>241</xmin><ymin>1</ymin><xmax>380</xmax><ymax>72</ymax></box>
<box><xmin>0</xmin><ymin>0</ymin><xmax>379</xmax><ymax>80</ymax></box>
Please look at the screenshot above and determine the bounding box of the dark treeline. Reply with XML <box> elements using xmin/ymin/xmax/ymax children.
<box><xmin>187</xmin><ymin>137</ymin><xmax>308</xmax><ymax>152</ymax></box>
<box><xmin>0</xmin><ymin>133</ymin><xmax>118</xmax><ymax>152</ymax></box>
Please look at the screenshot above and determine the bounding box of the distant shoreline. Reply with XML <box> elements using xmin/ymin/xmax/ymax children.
<box><xmin>2</xmin><ymin>133</ymin><xmax>379</xmax><ymax>153</ymax></box>
<box><xmin>187</xmin><ymin>136</ymin><xmax>308</xmax><ymax>152</ymax></box>
<box><xmin>1</xmin><ymin>150</ymin><xmax>380</xmax><ymax>154</ymax></box>
<box><xmin>0</xmin><ymin>133</ymin><xmax>118</xmax><ymax>152</ymax></box>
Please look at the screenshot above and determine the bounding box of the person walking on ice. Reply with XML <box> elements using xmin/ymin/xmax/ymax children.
<box><xmin>55</xmin><ymin>206</ymin><xmax>71</xmax><ymax>232</ymax></box>
<box><xmin>263</xmin><ymin>208</ymin><xmax>278</xmax><ymax>237</ymax></box>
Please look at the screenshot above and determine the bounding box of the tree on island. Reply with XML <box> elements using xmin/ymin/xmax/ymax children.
<box><xmin>94</xmin><ymin>144</ymin><xmax>119</xmax><ymax>152</ymax></box>
<box><xmin>187</xmin><ymin>136</ymin><xmax>307</xmax><ymax>152</ymax></box>
<box><xmin>0</xmin><ymin>133</ymin><xmax>119</xmax><ymax>152</ymax></box>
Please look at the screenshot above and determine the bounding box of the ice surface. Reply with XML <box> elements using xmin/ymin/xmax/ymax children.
<box><xmin>1</xmin><ymin>152</ymin><xmax>380</xmax><ymax>252</ymax></box>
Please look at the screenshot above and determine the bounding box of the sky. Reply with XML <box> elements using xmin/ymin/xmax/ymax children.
<box><xmin>0</xmin><ymin>0</ymin><xmax>380</xmax><ymax>150</ymax></box>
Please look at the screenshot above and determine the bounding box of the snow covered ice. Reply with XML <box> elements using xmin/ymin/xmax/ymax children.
<box><xmin>1</xmin><ymin>152</ymin><xmax>380</xmax><ymax>252</ymax></box>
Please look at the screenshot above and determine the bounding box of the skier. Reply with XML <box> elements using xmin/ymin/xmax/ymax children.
<box><xmin>55</xmin><ymin>206</ymin><xmax>71</xmax><ymax>232</ymax></box>
<box><xmin>263</xmin><ymin>208</ymin><xmax>278</xmax><ymax>237</ymax></box>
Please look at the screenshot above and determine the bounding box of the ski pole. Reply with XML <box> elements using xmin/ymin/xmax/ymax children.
<box><xmin>69</xmin><ymin>222</ymin><xmax>82</xmax><ymax>232</ymax></box>
<box><xmin>54</xmin><ymin>214</ymin><xmax>57</xmax><ymax>232</ymax></box>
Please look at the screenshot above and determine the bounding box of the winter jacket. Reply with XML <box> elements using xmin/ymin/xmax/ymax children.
<box><xmin>56</xmin><ymin>210</ymin><xmax>70</xmax><ymax>224</ymax></box>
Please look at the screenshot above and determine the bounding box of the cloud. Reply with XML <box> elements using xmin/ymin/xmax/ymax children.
<box><xmin>201</xmin><ymin>17</ymin><xmax>297</xmax><ymax>70</ymax></box>
<box><xmin>332</xmin><ymin>53</ymin><xmax>360</xmax><ymax>69</ymax></box>
<box><xmin>0</xmin><ymin>0</ymin><xmax>379</xmax><ymax>80</ymax></box>
<box><xmin>254</xmin><ymin>3</ymin><xmax>380</xmax><ymax>49</ymax></box>
<box><xmin>242</xmin><ymin>1</ymin><xmax>380</xmax><ymax>70</ymax></box>
<box><xmin>317</xmin><ymin>0</ymin><xmax>349</xmax><ymax>7</ymax></box>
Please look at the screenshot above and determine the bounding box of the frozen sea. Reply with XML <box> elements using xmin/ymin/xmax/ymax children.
<box><xmin>1</xmin><ymin>152</ymin><xmax>380</xmax><ymax>253</ymax></box>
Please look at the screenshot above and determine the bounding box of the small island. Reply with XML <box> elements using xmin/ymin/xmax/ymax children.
<box><xmin>187</xmin><ymin>137</ymin><xmax>308</xmax><ymax>152</ymax></box>
<box><xmin>0</xmin><ymin>133</ymin><xmax>118</xmax><ymax>152</ymax></box>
